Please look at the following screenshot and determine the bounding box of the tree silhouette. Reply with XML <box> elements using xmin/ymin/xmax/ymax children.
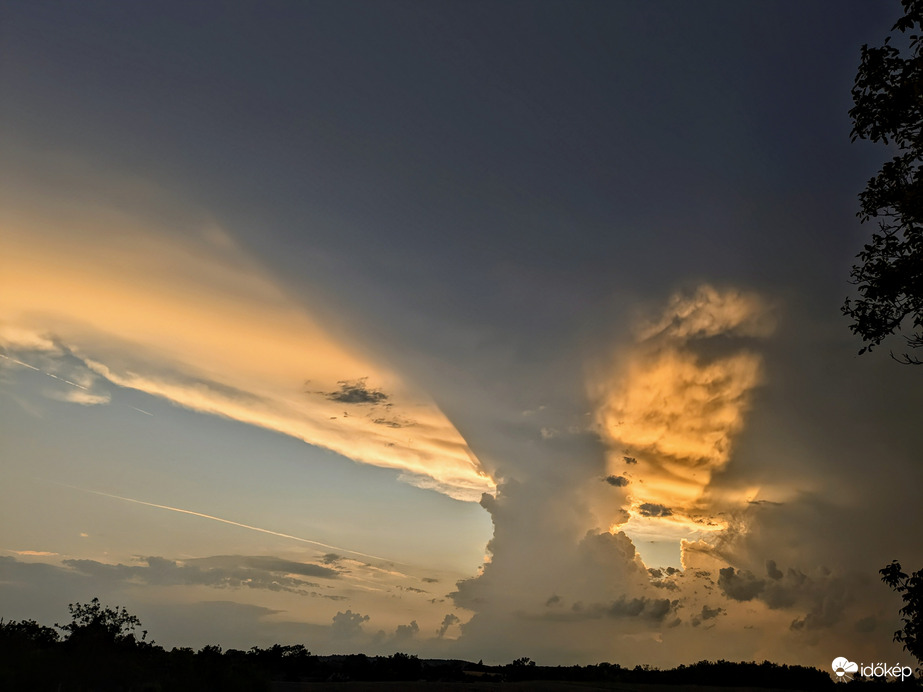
<box><xmin>880</xmin><ymin>560</ymin><xmax>923</xmax><ymax>667</ymax></box>
<box><xmin>56</xmin><ymin>597</ymin><xmax>148</xmax><ymax>649</ymax></box>
<box><xmin>843</xmin><ymin>0</ymin><xmax>923</xmax><ymax>364</ymax></box>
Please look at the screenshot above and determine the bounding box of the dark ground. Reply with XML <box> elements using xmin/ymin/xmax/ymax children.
<box><xmin>270</xmin><ymin>682</ymin><xmax>825</xmax><ymax>692</ymax></box>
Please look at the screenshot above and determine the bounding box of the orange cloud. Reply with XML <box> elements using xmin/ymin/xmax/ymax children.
<box><xmin>0</xmin><ymin>177</ymin><xmax>494</xmax><ymax>501</ymax></box>
<box><xmin>590</xmin><ymin>286</ymin><xmax>773</xmax><ymax>550</ymax></box>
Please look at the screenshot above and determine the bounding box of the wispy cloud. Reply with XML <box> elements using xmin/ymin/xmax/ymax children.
<box><xmin>46</xmin><ymin>389</ymin><xmax>110</xmax><ymax>406</ymax></box>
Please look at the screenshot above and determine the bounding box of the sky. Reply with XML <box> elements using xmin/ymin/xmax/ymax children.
<box><xmin>1</xmin><ymin>0</ymin><xmax>922</xmax><ymax>673</ymax></box>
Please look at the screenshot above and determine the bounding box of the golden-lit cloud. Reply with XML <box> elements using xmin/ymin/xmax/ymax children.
<box><xmin>0</xmin><ymin>176</ymin><xmax>494</xmax><ymax>501</ymax></box>
<box><xmin>590</xmin><ymin>285</ymin><xmax>773</xmax><ymax>548</ymax></box>
<box><xmin>635</xmin><ymin>285</ymin><xmax>774</xmax><ymax>342</ymax></box>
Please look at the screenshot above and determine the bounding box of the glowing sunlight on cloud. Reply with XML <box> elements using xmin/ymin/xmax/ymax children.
<box><xmin>0</xmin><ymin>180</ymin><xmax>494</xmax><ymax>501</ymax></box>
<box><xmin>591</xmin><ymin>286</ymin><xmax>774</xmax><ymax>558</ymax></box>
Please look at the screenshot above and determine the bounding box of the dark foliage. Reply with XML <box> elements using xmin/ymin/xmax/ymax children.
<box><xmin>844</xmin><ymin>0</ymin><xmax>923</xmax><ymax>364</ymax></box>
<box><xmin>56</xmin><ymin>597</ymin><xmax>147</xmax><ymax>649</ymax></box>
<box><xmin>882</xmin><ymin>560</ymin><xmax>923</xmax><ymax>667</ymax></box>
<box><xmin>1</xmin><ymin>598</ymin><xmax>919</xmax><ymax>689</ymax></box>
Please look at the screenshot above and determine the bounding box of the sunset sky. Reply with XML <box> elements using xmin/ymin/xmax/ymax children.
<box><xmin>2</xmin><ymin>0</ymin><xmax>922</xmax><ymax>672</ymax></box>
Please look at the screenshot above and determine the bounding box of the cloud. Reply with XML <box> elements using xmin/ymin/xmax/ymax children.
<box><xmin>1</xmin><ymin>340</ymin><xmax>111</xmax><ymax>407</ymax></box>
<box><xmin>766</xmin><ymin>560</ymin><xmax>784</xmax><ymax>580</ymax></box>
<box><xmin>589</xmin><ymin>285</ymin><xmax>774</xmax><ymax>557</ymax></box>
<box><xmin>372</xmin><ymin>415</ymin><xmax>414</xmax><ymax>428</ymax></box>
<box><xmin>59</xmin><ymin>554</ymin><xmax>346</xmax><ymax>598</ymax></box>
<box><xmin>191</xmin><ymin>555</ymin><xmax>340</xmax><ymax>580</ymax></box>
<box><xmin>527</xmin><ymin>595</ymin><xmax>677</xmax><ymax>623</ymax></box>
<box><xmin>717</xmin><ymin>567</ymin><xmax>765</xmax><ymax>602</ymax></box>
<box><xmin>397</xmin><ymin>585</ymin><xmax>428</xmax><ymax>594</ymax></box>
<box><xmin>436</xmin><ymin>613</ymin><xmax>460</xmax><ymax>638</ymax></box>
<box><xmin>638</xmin><ymin>503</ymin><xmax>673</xmax><ymax>517</ymax></box>
<box><xmin>0</xmin><ymin>188</ymin><xmax>494</xmax><ymax>501</ymax></box>
<box><xmin>635</xmin><ymin>285</ymin><xmax>774</xmax><ymax>342</ymax></box>
<box><xmin>393</xmin><ymin>620</ymin><xmax>419</xmax><ymax>641</ymax></box>
<box><xmin>443</xmin><ymin>287</ymin><xmax>794</xmax><ymax>664</ymax></box>
<box><xmin>691</xmin><ymin>604</ymin><xmax>724</xmax><ymax>627</ymax></box>
<box><xmin>143</xmin><ymin>600</ymin><xmax>287</xmax><ymax>650</ymax></box>
<box><xmin>46</xmin><ymin>388</ymin><xmax>111</xmax><ymax>406</ymax></box>
<box><xmin>603</xmin><ymin>595</ymin><xmax>677</xmax><ymax>621</ymax></box>
<box><xmin>326</xmin><ymin>378</ymin><xmax>389</xmax><ymax>405</ymax></box>
<box><xmin>330</xmin><ymin>610</ymin><xmax>370</xmax><ymax>639</ymax></box>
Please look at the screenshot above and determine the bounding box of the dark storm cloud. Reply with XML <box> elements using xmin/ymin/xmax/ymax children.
<box><xmin>604</xmin><ymin>475</ymin><xmax>629</xmax><ymax>487</ymax></box>
<box><xmin>326</xmin><ymin>378</ymin><xmax>389</xmax><ymax>405</ymax></box>
<box><xmin>691</xmin><ymin>604</ymin><xmax>725</xmax><ymax>627</ymax></box>
<box><xmin>638</xmin><ymin>503</ymin><xmax>672</xmax><ymax>517</ymax></box>
<box><xmin>652</xmin><ymin>580</ymin><xmax>679</xmax><ymax>591</ymax></box>
<box><xmin>717</xmin><ymin>567</ymin><xmax>765</xmax><ymax>602</ymax></box>
<box><xmin>766</xmin><ymin>560</ymin><xmax>784</xmax><ymax>580</ymax></box>
<box><xmin>623</xmin><ymin>456</ymin><xmax>638</xmax><ymax>465</ymax></box>
<box><xmin>647</xmin><ymin>566</ymin><xmax>681</xmax><ymax>583</ymax></box>
<box><xmin>532</xmin><ymin>596</ymin><xmax>677</xmax><ymax>623</ymax></box>
<box><xmin>710</xmin><ymin>559</ymin><xmax>857</xmax><ymax>632</ymax></box>
<box><xmin>701</xmin><ymin>604</ymin><xmax>723</xmax><ymax>620</ymax></box>
<box><xmin>605</xmin><ymin>596</ymin><xmax>676</xmax><ymax>621</ymax></box>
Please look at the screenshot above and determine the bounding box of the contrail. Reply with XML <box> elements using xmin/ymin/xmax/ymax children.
<box><xmin>2</xmin><ymin>352</ymin><xmax>152</xmax><ymax>415</ymax></box>
<box><xmin>0</xmin><ymin>353</ymin><xmax>40</xmax><ymax>371</ymax></box>
<box><xmin>65</xmin><ymin>485</ymin><xmax>397</xmax><ymax>564</ymax></box>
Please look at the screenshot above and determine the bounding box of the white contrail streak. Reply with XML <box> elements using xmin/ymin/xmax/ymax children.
<box><xmin>1</xmin><ymin>353</ymin><xmax>88</xmax><ymax>388</ymax></box>
<box><xmin>2</xmin><ymin>353</ymin><xmax>152</xmax><ymax>415</ymax></box>
<box><xmin>0</xmin><ymin>353</ymin><xmax>40</xmax><ymax>371</ymax></box>
<box><xmin>66</xmin><ymin>485</ymin><xmax>396</xmax><ymax>564</ymax></box>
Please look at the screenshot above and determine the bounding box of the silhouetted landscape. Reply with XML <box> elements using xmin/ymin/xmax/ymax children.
<box><xmin>2</xmin><ymin>599</ymin><xmax>920</xmax><ymax>691</ymax></box>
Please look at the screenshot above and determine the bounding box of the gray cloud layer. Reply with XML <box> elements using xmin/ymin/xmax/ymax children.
<box><xmin>60</xmin><ymin>555</ymin><xmax>343</xmax><ymax>599</ymax></box>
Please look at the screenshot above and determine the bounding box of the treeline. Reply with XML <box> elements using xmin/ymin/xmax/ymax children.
<box><xmin>0</xmin><ymin>599</ymin><xmax>917</xmax><ymax>690</ymax></box>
